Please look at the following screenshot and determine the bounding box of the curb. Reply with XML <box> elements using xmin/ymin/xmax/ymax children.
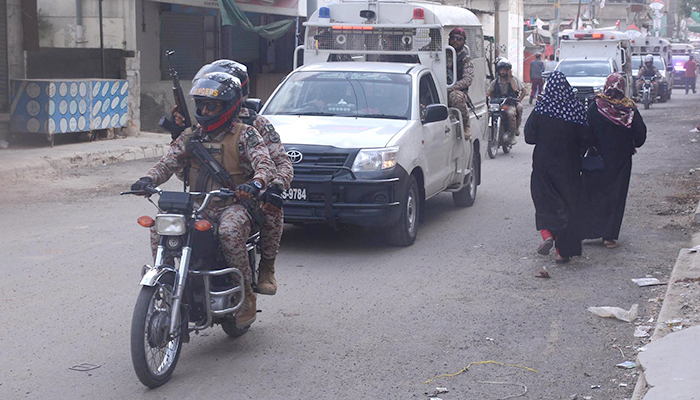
<box><xmin>631</xmin><ymin>242</ymin><xmax>700</xmax><ymax>400</ymax></box>
<box><xmin>0</xmin><ymin>134</ymin><xmax>169</xmax><ymax>182</ymax></box>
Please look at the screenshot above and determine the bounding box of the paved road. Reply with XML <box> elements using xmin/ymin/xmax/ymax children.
<box><xmin>1</xmin><ymin>93</ymin><xmax>699</xmax><ymax>399</ymax></box>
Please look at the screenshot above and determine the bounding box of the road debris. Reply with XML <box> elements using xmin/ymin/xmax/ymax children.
<box><xmin>631</xmin><ymin>277</ymin><xmax>666</xmax><ymax>287</ymax></box>
<box><xmin>485</xmin><ymin>337</ymin><xmax>495</xmax><ymax>342</ymax></box>
<box><xmin>688</xmin><ymin>244</ymin><xmax>700</xmax><ymax>253</ymax></box>
<box><xmin>478</xmin><ymin>381</ymin><xmax>528</xmax><ymax>400</ymax></box>
<box><xmin>536</xmin><ymin>267</ymin><xmax>550</xmax><ymax>279</ymax></box>
<box><xmin>425</xmin><ymin>387</ymin><xmax>449</xmax><ymax>397</ymax></box>
<box><xmin>612</xmin><ymin>344</ymin><xmax>625</xmax><ymax>358</ymax></box>
<box><xmin>634</xmin><ymin>326</ymin><xmax>652</xmax><ymax>338</ymax></box>
<box><xmin>615</xmin><ymin>361</ymin><xmax>637</xmax><ymax>369</ymax></box>
<box><xmin>69</xmin><ymin>363</ymin><xmax>101</xmax><ymax>372</ymax></box>
<box><xmin>423</xmin><ymin>360</ymin><xmax>538</xmax><ymax>384</ymax></box>
<box><xmin>619</xmin><ymin>383</ymin><xmax>628</xmax><ymax>387</ymax></box>
<box><xmin>591</xmin><ymin>384</ymin><xmax>601</xmax><ymax>389</ymax></box>
<box><xmin>587</xmin><ymin>304</ymin><xmax>638</xmax><ymax>322</ymax></box>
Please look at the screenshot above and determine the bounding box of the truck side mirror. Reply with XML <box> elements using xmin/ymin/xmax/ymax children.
<box><xmin>423</xmin><ymin>104</ymin><xmax>448</xmax><ymax>124</ymax></box>
<box><xmin>667</xmin><ymin>66</ymin><xmax>674</xmax><ymax>72</ymax></box>
<box><xmin>245</xmin><ymin>98</ymin><xmax>263</xmax><ymax>113</ymax></box>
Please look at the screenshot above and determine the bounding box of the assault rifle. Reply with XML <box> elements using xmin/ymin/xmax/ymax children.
<box><xmin>188</xmin><ymin>138</ymin><xmax>266</xmax><ymax>227</ymax></box>
<box><xmin>159</xmin><ymin>50</ymin><xmax>192</xmax><ymax>141</ymax></box>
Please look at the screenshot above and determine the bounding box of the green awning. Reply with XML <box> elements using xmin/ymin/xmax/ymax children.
<box><xmin>689</xmin><ymin>25</ymin><xmax>700</xmax><ymax>33</ymax></box>
<box><xmin>218</xmin><ymin>0</ymin><xmax>295</xmax><ymax>40</ymax></box>
<box><xmin>691</xmin><ymin>11</ymin><xmax>700</xmax><ymax>24</ymax></box>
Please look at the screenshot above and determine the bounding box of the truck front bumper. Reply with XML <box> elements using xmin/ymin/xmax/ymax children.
<box><xmin>283</xmin><ymin>166</ymin><xmax>409</xmax><ymax>227</ymax></box>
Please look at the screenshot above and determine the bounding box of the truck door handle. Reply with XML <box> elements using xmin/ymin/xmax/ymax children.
<box><xmin>444</xmin><ymin>127</ymin><xmax>451</xmax><ymax>134</ymax></box>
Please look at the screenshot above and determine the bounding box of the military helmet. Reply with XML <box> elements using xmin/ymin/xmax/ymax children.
<box><xmin>189</xmin><ymin>72</ymin><xmax>242</xmax><ymax>133</ymax></box>
<box><xmin>193</xmin><ymin>60</ymin><xmax>250</xmax><ymax>98</ymax></box>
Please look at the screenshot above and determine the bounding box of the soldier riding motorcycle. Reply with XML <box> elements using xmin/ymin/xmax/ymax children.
<box><xmin>125</xmin><ymin>72</ymin><xmax>276</xmax><ymax>388</ymax></box>
<box><xmin>486</xmin><ymin>59</ymin><xmax>526</xmax><ymax>155</ymax></box>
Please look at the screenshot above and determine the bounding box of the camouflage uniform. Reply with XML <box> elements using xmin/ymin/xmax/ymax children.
<box><xmin>146</xmin><ymin>123</ymin><xmax>275</xmax><ymax>283</ymax></box>
<box><xmin>447</xmin><ymin>47</ymin><xmax>475</xmax><ymax>138</ymax></box>
<box><xmin>237</xmin><ymin>107</ymin><xmax>293</xmax><ymax>260</ymax></box>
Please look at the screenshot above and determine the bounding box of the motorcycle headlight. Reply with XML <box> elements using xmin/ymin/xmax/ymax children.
<box><xmin>155</xmin><ymin>214</ymin><xmax>187</xmax><ymax>236</ymax></box>
<box><xmin>351</xmin><ymin>147</ymin><xmax>399</xmax><ymax>172</ymax></box>
<box><xmin>489</xmin><ymin>104</ymin><xmax>500</xmax><ymax>111</ymax></box>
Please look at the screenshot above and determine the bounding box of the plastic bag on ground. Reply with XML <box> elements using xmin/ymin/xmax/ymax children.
<box><xmin>587</xmin><ymin>304</ymin><xmax>638</xmax><ymax>322</ymax></box>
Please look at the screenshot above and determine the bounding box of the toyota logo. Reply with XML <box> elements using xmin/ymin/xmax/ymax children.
<box><xmin>287</xmin><ymin>150</ymin><xmax>303</xmax><ymax>164</ymax></box>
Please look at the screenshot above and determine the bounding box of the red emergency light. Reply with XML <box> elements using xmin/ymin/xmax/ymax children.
<box><xmin>574</xmin><ymin>33</ymin><xmax>605</xmax><ymax>39</ymax></box>
<box><xmin>332</xmin><ymin>25</ymin><xmax>374</xmax><ymax>30</ymax></box>
<box><xmin>413</xmin><ymin>8</ymin><xmax>425</xmax><ymax>20</ymax></box>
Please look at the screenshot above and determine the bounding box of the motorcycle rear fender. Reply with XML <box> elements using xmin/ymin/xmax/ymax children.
<box><xmin>140</xmin><ymin>265</ymin><xmax>177</xmax><ymax>287</ymax></box>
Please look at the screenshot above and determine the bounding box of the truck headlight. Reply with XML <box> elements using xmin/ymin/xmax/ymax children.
<box><xmin>155</xmin><ymin>214</ymin><xmax>187</xmax><ymax>236</ymax></box>
<box><xmin>351</xmin><ymin>147</ymin><xmax>399</xmax><ymax>172</ymax></box>
<box><xmin>593</xmin><ymin>86</ymin><xmax>604</xmax><ymax>94</ymax></box>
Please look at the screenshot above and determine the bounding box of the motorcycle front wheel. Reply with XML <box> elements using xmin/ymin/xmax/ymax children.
<box><xmin>487</xmin><ymin>123</ymin><xmax>498</xmax><ymax>159</ymax></box>
<box><xmin>131</xmin><ymin>278</ymin><xmax>183</xmax><ymax>388</ymax></box>
<box><xmin>643</xmin><ymin>92</ymin><xmax>650</xmax><ymax>110</ymax></box>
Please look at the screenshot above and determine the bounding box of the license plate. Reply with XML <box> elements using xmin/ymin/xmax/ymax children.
<box><xmin>282</xmin><ymin>187</ymin><xmax>307</xmax><ymax>201</ymax></box>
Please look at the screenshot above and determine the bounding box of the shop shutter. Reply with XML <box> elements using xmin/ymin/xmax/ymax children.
<box><xmin>229</xmin><ymin>15</ymin><xmax>260</xmax><ymax>64</ymax></box>
<box><xmin>160</xmin><ymin>12</ymin><xmax>205</xmax><ymax>80</ymax></box>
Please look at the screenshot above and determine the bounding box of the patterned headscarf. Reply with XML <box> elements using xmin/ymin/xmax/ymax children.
<box><xmin>533</xmin><ymin>71</ymin><xmax>588</xmax><ymax>126</ymax></box>
<box><xmin>594</xmin><ymin>73</ymin><xmax>637</xmax><ymax>128</ymax></box>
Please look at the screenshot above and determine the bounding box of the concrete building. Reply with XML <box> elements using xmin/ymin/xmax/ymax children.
<box><xmin>1</xmin><ymin>0</ymin><xmax>31</xmax><ymax>141</ymax></box>
<box><xmin>18</xmin><ymin>0</ymin><xmax>308</xmax><ymax>133</ymax></box>
<box><xmin>136</xmin><ymin>0</ymin><xmax>307</xmax><ymax>131</ymax></box>
<box><xmin>446</xmin><ymin>0</ymin><xmax>525</xmax><ymax>79</ymax></box>
<box><xmin>524</xmin><ymin>0</ymin><xmax>653</xmax><ymax>33</ymax></box>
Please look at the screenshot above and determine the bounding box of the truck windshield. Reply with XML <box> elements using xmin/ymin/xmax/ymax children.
<box><xmin>556</xmin><ymin>60</ymin><xmax>612</xmax><ymax>77</ymax></box>
<box><xmin>264</xmin><ymin>71</ymin><xmax>412</xmax><ymax>120</ymax></box>
<box><xmin>631</xmin><ymin>55</ymin><xmax>665</xmax><ymax>72</ymax></box>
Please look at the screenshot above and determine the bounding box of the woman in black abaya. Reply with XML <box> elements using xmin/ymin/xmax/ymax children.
<box><xmin>582</xmin><ymin>73</ymin><xmax>646</xmax><ymax>248</ymax></box>
<box><xmin>525</xmin><ymin>71</ymin><xmax>591</xmax><ymax>263</ymax></box>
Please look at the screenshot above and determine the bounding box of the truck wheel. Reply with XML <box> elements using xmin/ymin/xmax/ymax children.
<box><xmin>452</xmin><ymin>150</ymin><xmax>479</xmax><ymax>207</ymax></box>
<box><xmin>388</xmin><ymin>175</ymin><xmax>419</xmax><ymax>246</ymax></box>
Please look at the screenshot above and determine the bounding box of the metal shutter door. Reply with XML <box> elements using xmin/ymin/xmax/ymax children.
<box><xmin>160</xmin><ymin>13</ymin><xmax>205</xmax><ymax>80</ymax></box>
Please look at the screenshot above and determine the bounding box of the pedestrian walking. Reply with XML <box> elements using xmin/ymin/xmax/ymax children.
<box><xmin>684</xmin><ymin>54</ymin><xmax>697</xmax><ymax>94</ymax></box>
<box><xmin>525</xmin><ymin>71</ymin><xmax>591</xmax><ymax>263</ymax></box>
<box><xmin>581</xmin><ymin>73</ymin><xmax>647</xmax><ymax>249</ymax></box>
<box><xmin>529</xmin><ymin>53</ymin><xmax>545</xmax><ymax>104</ymax></box>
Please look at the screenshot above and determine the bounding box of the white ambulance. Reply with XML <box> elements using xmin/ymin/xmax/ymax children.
<box><xmin>556</xmin><ymin>29</ymin><xmax>633</xmax><ymax>106</ymax></box>
<box><xmin>261</xmin><ymin>0</ymin><xmax>489</xmax><ymax>246</ymax></box>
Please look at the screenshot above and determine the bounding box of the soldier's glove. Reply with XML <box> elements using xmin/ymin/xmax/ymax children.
<box><xmin>131</xmin><ymin>177</ymin><xmax>153</xmax><ymax>192</ymax></box>
<box><xmin>235</xmin><ymin>181</ymin><xmax>261</xmax><ymax>201</ymax></box>
<box><xmin>260</xmin><ymin>185</ymin><xmax>284</xmax><ymax>211</ymax></box>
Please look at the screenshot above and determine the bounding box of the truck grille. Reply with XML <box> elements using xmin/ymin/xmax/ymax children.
<box><xmin>574</xmin><ymin>87</ymin><xmax>595</xmax><ymax>98</ymax></box>
<box><xmin>293</xmin><ymin>152</ymin><xmax>351</xmax><ymax>175</ymax></box>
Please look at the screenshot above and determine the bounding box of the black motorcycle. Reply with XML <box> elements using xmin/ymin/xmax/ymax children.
<box><xmin>641</xmin><ymin>76</ymin><xmax>657</xmax><ymax>110</ymax></box>
<box><xmin>487</xmin><ymin>97</ymin><xmax>515</xmax><ymax>158</ymax></box>
<box><xmin>122</xmin><ymin>187</ymin><xmax>261</xmax><ymax>388</ymax></box>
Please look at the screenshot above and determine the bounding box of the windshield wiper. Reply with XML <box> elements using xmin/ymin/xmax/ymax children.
<box><xmin>278</xmin><ymin>111</ymin><xmax>337</xmax><ymax>116</ymax></box>
<box><xmin>358</xmin><ymin>114</ymin><xmax>406</xmax><ymax>120</ymax></box>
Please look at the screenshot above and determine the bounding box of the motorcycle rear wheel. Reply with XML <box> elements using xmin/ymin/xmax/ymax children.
<box><xmin>131</xmin><ymin>278</ymin><xmax>183</xmax><ymax>388</ymax></box>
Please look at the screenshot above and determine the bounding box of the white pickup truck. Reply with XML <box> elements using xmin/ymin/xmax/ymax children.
<box><xmin>261</xmin><ymin>0</ymin><xmax>489</xmax><ymax>246</ymax></box>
